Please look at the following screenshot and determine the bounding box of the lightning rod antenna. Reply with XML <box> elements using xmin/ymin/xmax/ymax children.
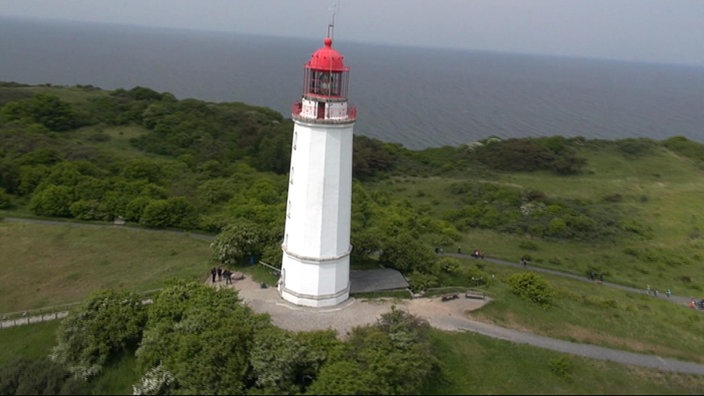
<box><xmin>327</xmin><ymin>0</ymin><xmax>340</xmax><ymax>40</ymax></box>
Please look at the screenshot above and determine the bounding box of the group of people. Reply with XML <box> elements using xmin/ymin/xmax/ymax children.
<box><xmin>645</xmin><ymin>284</ymin><xmax>671</xmax><ymax>298</ymax></box>
<box><xmin>587</xmin><ymin>270</ymin><xmax>604</xmax><ymax>282</ymax></box>
<box><xmin>210</xmin><ymin>266</ymin><xmax>235</xmax><ymax>285</ymax></box>
<box><xmin>431</xmin><ymin>246</ymin><xmax>492</xmax><ymax>259</ymax></box>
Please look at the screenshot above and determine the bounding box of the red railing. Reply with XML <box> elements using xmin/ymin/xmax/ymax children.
<box><xmin>291</xmin><ymin>103</ymin><xmax>356</xmax><ymax>122</ymax></box>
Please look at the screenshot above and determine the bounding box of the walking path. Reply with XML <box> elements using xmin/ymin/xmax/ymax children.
<box><xmin>213</xmin><ymin>274</ymin><xmax>704</xmax><ymax>376</ymax></box>
<box><xmin>449</xmin><ymin>253</ymin><xmax>694</xmax><ymax>307</ymax></box>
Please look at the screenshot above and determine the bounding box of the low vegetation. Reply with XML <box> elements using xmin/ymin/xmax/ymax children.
<box><xmin>2</xmin><ymin>82</ymin><xmax>704</xmax><ymax>393</ymax></box>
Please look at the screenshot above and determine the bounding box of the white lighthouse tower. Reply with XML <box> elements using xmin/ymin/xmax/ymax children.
<box><xmin>278</xmin><ymin>35</ymin><xmax>356</xmax><ymax>307</ymax></box>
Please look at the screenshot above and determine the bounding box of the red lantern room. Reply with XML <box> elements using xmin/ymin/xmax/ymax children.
<box><xmin>293</xmin><ymin>37</ymin><xmax>355</xmax><ymax>122</ymax></box>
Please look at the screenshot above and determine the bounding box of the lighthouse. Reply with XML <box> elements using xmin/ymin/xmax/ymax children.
<box><xmin>278</xmin><ymin>35</ymin><xmax>356</xmax><ymax>307</ymax></box>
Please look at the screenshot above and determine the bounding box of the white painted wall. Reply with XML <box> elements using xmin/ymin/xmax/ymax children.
<box><xmin>279</xmin><ymin>118</ymin><xmax>354</xmax><ymax>307</ymax></box>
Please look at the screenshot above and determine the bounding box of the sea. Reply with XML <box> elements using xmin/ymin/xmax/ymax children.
<box><xmin>1</xmin><ymin>17</ymin><xmax>703</xmax><ymax>150</ymax></box>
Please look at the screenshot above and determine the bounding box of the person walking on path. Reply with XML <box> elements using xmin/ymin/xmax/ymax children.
<box><xmin>210</xmin><ymin>267</ymin><xmax>217</xmax><ymax>283</ymax></box>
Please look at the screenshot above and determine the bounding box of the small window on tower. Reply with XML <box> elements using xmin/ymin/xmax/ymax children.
<box><xmin>293</xmin><ymin>131</ymin><xmax>297</xmax><ymax>150</ymax></box>
<box><xmin>290</xmin><ymin>166</ymin><xmax>294</xmax><ymax>184</ymax></box>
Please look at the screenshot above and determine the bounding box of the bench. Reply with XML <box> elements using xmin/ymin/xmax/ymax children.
<box><xmin>465</xmin><ymin>289</ymin><xmax>485</xmax><ymax>300</ymax></box>
<box><xmin>441</xmin><ymin>293</ymin><xmax>459</xmax><ymax>302</ymax></box>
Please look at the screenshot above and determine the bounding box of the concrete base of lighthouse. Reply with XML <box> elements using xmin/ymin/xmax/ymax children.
<box><xmin>278</xmin><ymin>249</ymin><xmax>350</xmax><ymax>307</ymax></box>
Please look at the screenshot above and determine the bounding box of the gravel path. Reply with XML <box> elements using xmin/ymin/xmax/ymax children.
<box><xmin>213</xmin><ymin>276</ymin><xmax>487</xmax><ymax>337</ymax></box>
<box><xmin>215</xmin><ymin>276</ymin><xmax>704</xmax><ymax>375</ymax></box>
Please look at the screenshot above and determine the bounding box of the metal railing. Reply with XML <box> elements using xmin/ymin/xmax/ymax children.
<box><xmin>0</xmin><ymin>288</ymin><xmax>162</xmax><ymax>329</ymax></box>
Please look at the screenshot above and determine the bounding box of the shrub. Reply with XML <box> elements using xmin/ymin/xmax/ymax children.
<box><xmin>434</xmin><ymin>257</ymin><xmax>460</xmax><ymax>274</ymax></box>
<box><xmin>28</xmin><ymin>184</ymin><xmax>73</xmax><ymax>217</ymax></box>
<box><xmin>0</xmin><ymin>357</ymin><xmax>86</xmax><ymax>395</ymax></box>
<box><xmin>616</xmin><ymin>138</ymin><xmax>657</xmax><ymax>157</ymax></box>
<box><xmin>507</xmin><ymin>272</ymin><xmax>554</xmax><ymax>307</ymax></box>
<box><xmin>548</xmin><ymin>356</ymin><xmax>573</xmax><ymax>382</ymax></box>
<box><xmin>407</xmin><ymin>271</ymin><xmax>439</xmax><ymax>293</ymax></box>
<box><xmin>50</xmin><ymin>289</ymin><xmax>148</xmax><ymax>381</ymax></box>
<box><xmin>0</xmin><ymin>187</ymin><xmax>10</xmax><ymax>209</ymax></box>
<box><xmin>69</xmin><ymin>199</ymin><xmax>111</xmax><ymax>221</ymax></box>
<box><xmin>132</xmin><ymin>365</ymin><xmax>176</xmax><ymax>396</ymax></box>
<box><xmin>139</xmin><ymin>197</ymin><xmax>196</xmax><ymax>229</ymax></box>
<box><xmin>210</xmin><ymin>221</ymin><xmax>266</xmax><ymax>266</ymax></box>
<box><xmin>518</xmin><ymin>240</ymin><xmax>538</xmax><ymax>251</ymax></box>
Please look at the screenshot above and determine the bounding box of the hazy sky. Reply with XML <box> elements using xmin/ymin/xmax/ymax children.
<box><xmin>2</xmin><ymin>0</ymin><xmax>703</xmax><ymax>66</ymax></box>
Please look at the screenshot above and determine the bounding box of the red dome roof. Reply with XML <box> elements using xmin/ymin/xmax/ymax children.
<box><xmin>306</xmin><ymin>37</ymin><xmax>347</xmax><ymax>71</ymax></box>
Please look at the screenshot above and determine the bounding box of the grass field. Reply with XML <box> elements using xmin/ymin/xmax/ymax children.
<box><xmin>422</xmin><ymin>330</ymin><xmax>704</xmax><ymax>395</ymax></box>
<box><xmin>369</xmin><ymin>142</ymin><xmax>704</xmax><ymax>298</ymax></box>
<box><xmin>0</xmin><ymin>220</ymin><xmax>212</xmax><ymax>313</ymax></box>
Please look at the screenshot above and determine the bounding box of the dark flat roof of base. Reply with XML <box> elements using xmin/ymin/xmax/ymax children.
<box><xmin>350</xmin><ymin>268</ymin><xmax>409</xmax><ymax>294</ymax></box>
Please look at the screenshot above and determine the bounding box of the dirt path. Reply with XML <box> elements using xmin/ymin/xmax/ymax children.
<box><xmin>212</xmin><ymin>275</ymin><xmax>488</xmax><ymax>338</ymax></box>
<box><xmin>212</xmin><ymin>275</ymin><xmax>704</xmax><ymax>375</ymax></box>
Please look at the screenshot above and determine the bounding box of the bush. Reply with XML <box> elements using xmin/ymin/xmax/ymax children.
<box><xmin>434</xmin><ymin>257</ymin><xmax>460</xmax><ymax>274</ymax></box>
<box><xmin>0</xmin><ymin>187</ymin><xmax>10</xmax><ymax>209</ymax></box>
<box><xmin>616</xmin><ymin>138</ymin><xmax>657</xmax><ymax>157</ymax></box>
<box><xmin>50</xmin><ymin>289</ymin><xmax>148</xmax><ymax>381</ymax></box>
<box><xmin>0</xmin><ymin>94</ymin><xmax>80</xmax><ymax>131</ymax></box>
<box><xmin>378</xmin><ymin>233</ymin><xmax>435</xmax><ymax>273</ymax></box>
<box><xmin>548</xmin><ymin>356</ymin><xmax>573</xmax><ymax>382</ymax></box>
<box><xmin>0</xmin><ymin>357</ymin><xmax>86</xmax><ymax>395</ymax></box>
<box><xmin>210</xmin><ymin>221</ymin><xmax>267</xmax><ymax>266</ymax></box>
<box><xmin>139</xmin><ymin>197</ymin><xmax>196</xmax><ymax>229</ymax></box>
<box><xmin>28</xmin><ymin>185</ymin><xmax>73</xmax><ymax>217</ymax></box>
<box><xmin>69</xmin><ymin>199</ymin><xmax>111</xmax><ymax>221</ymax></box>
<box><xmin>407</xmin><ymin>271</ymin><xmax>439</xmax><ymax>293</ymax></box>
<box><xmin>518</xmin><ymin>240</ymin><xmax>538</xmax><ymax>251</ymax></box>
<box><xmin>507</xmin><ymin>272</ymin><xmax>554</xmax><ymax>307</ymax></box>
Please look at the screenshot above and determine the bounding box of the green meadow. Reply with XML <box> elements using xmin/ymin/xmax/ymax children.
<box><xmin>2</xmin><ymin>83</ymin><xmax>704</xmax><ymax>393</ymax></box>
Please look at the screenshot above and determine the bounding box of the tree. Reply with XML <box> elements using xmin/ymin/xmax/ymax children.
<box><xmin>50</xmin><ymin>289</ymin><xmax>148</xmax><ymax>381</ymax></box>
<box><xmin>507</xmin><ymin>272</ymin><xmax>555</xmax><ymax>307</ymax></box>
<box><xmin>1</xmin><ymin>94</ymin><xmax>79</xmax><ymax>131</ymax></box>
<box><xmin>0</xmin><ymin>187</ymin><xmax>10</xmax><ymax>209</ymax></box>
<box><xmin>248</xmin><ymin>328</ymin><xmax>340</xmax><ymax>394</ymax></box>
<box><xmin>309</xmin><ymin>308</ymin><xmax>438</xmax><ymax>395</ymax></box>
<box><xmin>69</xmin><ymin>199</ymin><xmax>111</xmax><ymax>221</ymax></box>
<box><xmin>124</xmin><ymin>196</ymin><xmax>153</xmax><ymax>222</ymax></box>
<box><xmin>134</xmin><ymin>281</ymin><xmax>270</xmax><ymax>395</ymax></box>
<box><xmin>0</xmin><ymin>357</ymin><xmax>86</xmax><ymax>395</ymax></box>
<box><xmin>250</xmin><ymin>124</ymin><xmax>291</xmax><ymax>174</ymax></box>
<box><xmin>210</xmin><ymin>221</ymin><xmax>266</xmax><ymax>266</ymax></box>
<box><xmin>352</xmin><ymin>135</ymin><xmax>394</xmax><ymax>179</ymax></box>
<box><xmin>139</xmin><ymin>197</ymin><xmax>196</xmax><ymax>229</ymax></box>
<box><xmin>28</xmin><ymin>184</ymin><xmax>73</xmax><ymax>217</ymax></box>
<box><xmin>379</xmin><ymin>233</ymin><xmax>435</xmax><ymax>273</ymax></box>
<box><xmin>350</xmin><ymin>227</ymin><xmax>384</xmax><ymax>261</ymax></box>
